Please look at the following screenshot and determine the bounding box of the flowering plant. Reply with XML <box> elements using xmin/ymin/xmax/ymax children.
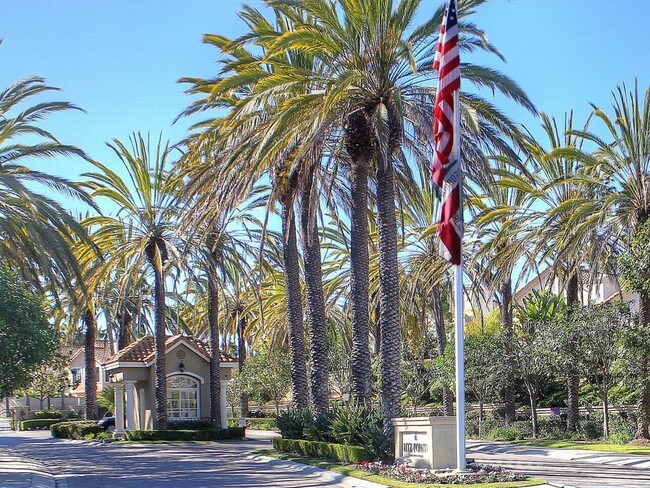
<box><xmin>354</xmin><ymin>460</ymin><xmax>527</xmax><ymax>484</ymax></box>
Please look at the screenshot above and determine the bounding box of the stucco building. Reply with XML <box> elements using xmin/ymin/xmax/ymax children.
<box><xmin>104</xmin><ymin>335</ymin><xmax>237</xmax><ymax>434</ymax></box>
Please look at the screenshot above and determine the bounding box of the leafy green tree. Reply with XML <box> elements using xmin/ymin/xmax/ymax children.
<box><xmin>464</xmin><ymin>333</ymin><xmax>505</xmax><ymax>437</ymax></box>
<box><xmin>240</xmin><ymin>349</ymin><xmax>291</xmax><ymax>415</ymax></box>
<box><xmin>0</xmin><ymin>266</ymin><xmax>56</xmax><ymax>397</ymax></box>
<box><xmin>570</xmin><ymin>302</ymin><xmax>631</xmax><ymax>438</ymax></box>
<box><xmin>26</xmin><ymin>351</ymin><xmax>68</xmax><ymax>411</ymax></box>
<box><xmin>619</xmin><ymin>219</ymin><xmax>650</xmax><ymax>437</ymax></box>
<box><xmin>511</xmin><ymin>291</ymin><xmax>566</xmax><ymax>438</ymax></box>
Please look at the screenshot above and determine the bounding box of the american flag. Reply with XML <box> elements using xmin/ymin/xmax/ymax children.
<box><xmin>432</xmin><ymin>0</ymin><xmax>463</xmax><ymax>265</ymax></box>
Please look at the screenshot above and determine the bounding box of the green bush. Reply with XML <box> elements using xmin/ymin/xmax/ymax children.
<box><xmin>50</xmin><ymin>421</ymin><xmax>104</xmax><ymax>439</ymax></box>
<box><xmin>167</xmin><ymin>420</ymin><xmax>214</xmax><ymax>430</ymax></box>
<box><xmin>272</xmin><ymin>437</ymin><xmax>371</xmax><ymax>463</ymax></box>
<box><xmin>486</xmin><ymin>425</ymin><xmax>526</xmax><ymax>441</ymax></box>
<box><xmin>33</xmin><ymin>411</ymin><xmax>61</xmax><ymax>419</ymax></box>
<box><xmin>609</xmin><ymin>432</ymin><xmax>633</xmax><ymax>444</ymax></box>
<box><xmin>276</xmin><ymin>409</ymin><xmax>311</xmax><ymax>439</ymax></box>
<box><xmin>330</xmin><ymin>406</ymin><xmax>392</xmax><ymax>460</ymax></box>
<box><xmin>304</xmin><ymin>412</ymin><xmax>335</xmax><ymax>442</ymax></box>
<box><xmin>84</xmin><ymin>431</ymin><xmax>113</xmax><ymax>441</ymax></box>
<box><xmin>20</xmin><ymin>419</ymin><xmax>61</xmax><ymax>430</ymax></box>
<box><xmin>245</xmin><ymin>418</ymin><xmax>277</xmax><ymax>431</ymax></box>
<box><xmin>125</xmin><ymin>427</ymin><xmax>243</xmax><ymax>442</ymax></box>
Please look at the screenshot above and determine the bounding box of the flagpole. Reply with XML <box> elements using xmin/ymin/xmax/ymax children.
<box><xmin>452</xmin><ymin>90</ymin><xmax>467</xmax><ymax>473</ymax></box>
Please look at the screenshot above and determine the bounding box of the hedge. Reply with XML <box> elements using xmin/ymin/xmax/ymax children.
<box><xmin>126</xmin><ymin>427</ymin><xmax>244</xmax><ymax>442</ymax></box>
<box><xmin>33</xmin><ymin>411</ymin><xmax>62</xmax><ymax>419</ymax></box>
<box><xmin>20</xmin><ymin>419</ymin><xmax>61</xmax><ymax>431</ymax></box>
<box><xmin>272</xmin><ymin>437</ymin><xmax>371</xmax><ymax>463</ymax></box>
<box><xmin>50</xmin><ymin>421</ymin><xmax>104</xmax><ymax>439</ymax></box>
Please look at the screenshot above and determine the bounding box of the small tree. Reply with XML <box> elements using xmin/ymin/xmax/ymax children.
<box><xmin>401</xmin><ymin>355</ymin><xmax>436</xmax><ymax>415</ymax></box>
<box><xmin>619</xmin><ymin>219</ymin><xmax>650</xmax><ymax>438</ymax></box>
<box><xmin>511</xmin><ymin>291</ymin><xmax>566</xmax><ymax>438</ymax></box>
<box><xmin>240</xmin><ymin>349</ymin><xmax>291</xmax><ymax>415</ymax></box>
<box><xmin>0</xmin><ymin>266</ymin><xmax>56</xmax><ymax>398</ymax></box>
<box><xmin>465</xmin><ymin>334</ymin><xmax>505</xmax><ymax>437</ymax></box>
<box><xmin>570</xmin><ymin>302</ymin><xmax>630</xmax><ymax>438</ymax></box>
<box><xmin>26</xmin><ymin>352</ymin><xmax>69</xmax><ymax>410</ymax></box>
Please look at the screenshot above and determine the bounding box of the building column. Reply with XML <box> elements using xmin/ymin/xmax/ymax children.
<box><xmin>124</xmin><ymin>381</ymin><xmax>137</xmax><ymax>431</ymax></box>
<box><xmin>114</xmin><ymin>384</ymin><xmax>125</xmax><ymax>438</ymax></box>
<box><xmin>220</xmin><ymin>380</ymin><xmax>228</xmax><ymax>429</ymax></box>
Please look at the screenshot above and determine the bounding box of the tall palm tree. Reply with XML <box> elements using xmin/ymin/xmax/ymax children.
<box><xmin>263</xmin><ymin>0</ymin><xmax>535</xmax><ymax>426</ymax></box>
<box><xmin>0</xmin><ymin>72</ymin><xmax>94</xmax><ymax>291</ymax></box>
<box><xmin>516</xmin><ymin>112</ymin><xmax>599</xmax><ymax>431</ymax></box>
<box><xmin>554</xmin><ymin>82</ymin><xmax>650</xmax><ymax>439</ymax></box>
<box><xmin>178</xmin><ymin>6</ymin><xmax>331</xmax><ymax>411</ymax></box>
<box><xmin>82</xmin><ymin>133</ymin><xmax>180</xmax><ymax>430</ymax></box>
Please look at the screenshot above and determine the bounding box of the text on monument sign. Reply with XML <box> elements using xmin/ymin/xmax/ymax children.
<box><xmin>401</xmin><ymin>432</ymin><xmax>430</xmax><ymax>459</ymax></box>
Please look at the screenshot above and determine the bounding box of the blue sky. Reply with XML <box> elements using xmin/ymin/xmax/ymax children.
<box><xmin>2</xmin><ymin>0</ymin><xmax>648</xmax><ymax>184</ymax></box>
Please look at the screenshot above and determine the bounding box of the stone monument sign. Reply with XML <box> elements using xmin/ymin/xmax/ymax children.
<box><xmin>392</xmin><ymin>416</ymin><xmax>456</xmax><ymax>469</ymax></box>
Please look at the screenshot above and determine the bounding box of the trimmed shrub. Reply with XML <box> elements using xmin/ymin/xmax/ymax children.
<box><xmin>21</xmin><ymin>419</ymin><xmax>61</xmax><ymax>430</ymax></box>
<box><xmin>125</xmin><ymin>427</ymin><xmax>243</xmax><ymax>442</ymax></box>
<box><xmin>51</xmin><ymin>421</ymin><xmax>103</xmax><ymax>439</ymax></box>
<box><xmin>33</xmin><ymin>411</ymin><xmax>61</xmax><ymax>420</ymax></box>
<box><xmin>167</xmin><ymin>420</ymin><xmax>214</xmax><ymax>431</ymax></box>
<box><xmin>272</xmin><ymin>437</ymin><xmax>371</xmax><ymax>463</ymax></box>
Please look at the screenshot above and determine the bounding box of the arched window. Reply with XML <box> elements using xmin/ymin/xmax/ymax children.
<box><xmin>167</xmin><ymin>375</ymin><xmax>199</xmax><ymax>419</ymax></box>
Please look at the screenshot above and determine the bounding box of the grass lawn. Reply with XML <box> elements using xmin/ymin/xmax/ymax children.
<box><xmin>252</xmin><ymin>449</ymin><xmax>546</xmax><ymax>488</ymax></box>
<box><xmin>513</xmin><ymin>439</ymin><xmax>650</xmax><ymax>456</ymax></box>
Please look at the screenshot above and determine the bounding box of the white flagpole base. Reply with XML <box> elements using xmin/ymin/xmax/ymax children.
<box><xmin>454</xmin><ymin>262</ymin><xmax>469</xmax><ymax>472</ymax></box>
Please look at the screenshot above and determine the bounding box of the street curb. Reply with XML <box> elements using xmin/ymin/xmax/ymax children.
<box><xmin>0</xmin><ymin>450</ymin><xmax>56</xmax><ymax>488</ymax></box>
<box><xmin>245</xmin><ymin>453</ymin><xmax>389</xmax><ymax>488</ymax></box>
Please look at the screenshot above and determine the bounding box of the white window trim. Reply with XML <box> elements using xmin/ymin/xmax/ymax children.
<box><xmin>166</xmin><ymin>373</ymin><xmax>201</xmax><ymax>420</ymax></box>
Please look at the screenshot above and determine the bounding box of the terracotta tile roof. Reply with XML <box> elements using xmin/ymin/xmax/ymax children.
<box><xmin>105</xmin><ymin>335</ymin><xmax>236</xmax><ymax>365</ymax></box>
<box><xmin>62</xmin><ymin>341</ymin><xmax>113</xmax><ymax>364</ymax></box>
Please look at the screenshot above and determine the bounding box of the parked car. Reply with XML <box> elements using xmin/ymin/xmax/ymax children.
<box><xmin>98</xmin><ymin>415</ymin><xmax>115</xmax><ymax>433</ymax></box>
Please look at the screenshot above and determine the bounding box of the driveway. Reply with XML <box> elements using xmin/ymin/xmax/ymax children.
<box><xmin>0</xmin><ymin>430</ymin><xmax>381</xmax><ymax>488</ymax></box>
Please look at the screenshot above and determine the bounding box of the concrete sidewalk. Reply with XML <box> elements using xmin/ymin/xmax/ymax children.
<box><xmin>0</xmin><ymin>448</ymin><xmax>56</xmax><ymax>488</ymax></box>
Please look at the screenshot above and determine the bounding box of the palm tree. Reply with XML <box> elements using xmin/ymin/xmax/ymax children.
<box><xmin>0</xmin><ymin>72</ymin><xmax>94</xmax><ymax>291</ymax></box>
<box><xmin>82</xmin><ymin>133</ymin><xmax>180</xmax><ymax>430</ymax></box>
<box><xmin>177</xmin><ymin>7</ymin><xmax>332</xmax><ymax>411</ymax></box>
<box><xmin>515</xmin><ymin>111</ymin><xmax>599</xmax><ymax>432</ymax></box>
<box><xmin>262</xmin><ymin>0</ymin><xmax>535</xmax><ymax>426</ymax></box>
<box><xmin>554</xmin><ymin>82</ymin><xmax>650</xmax><ymax>439</ymax></box>
<box><xmin>401</xmin><ymin>166</ymin><xmax>455</xmax><ymax>414</ymax></box>
<box><xmin>469</xmin><ymin>156</ymin><xmax>536</xmax><ymax>423</ymax></box>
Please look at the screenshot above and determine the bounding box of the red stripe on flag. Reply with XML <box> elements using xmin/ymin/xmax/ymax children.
<box><xmin>431</xmin><ymin>0</ymin><xmax>463</xmax><ymax>265</ymax></box>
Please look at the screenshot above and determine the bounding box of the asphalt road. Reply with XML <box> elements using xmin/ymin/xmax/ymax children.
<box><xmin>3</xmin><ymin>430</ymin><xmax>650</xmax><ymax>488</ymax></box>
<box><xmin>0</xmin><ymin>430</ymin><xmax>380</xmax><ymax>488</ymax></box>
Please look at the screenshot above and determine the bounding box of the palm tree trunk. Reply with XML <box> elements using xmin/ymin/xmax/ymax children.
<box><xmin>565</xmin><ymin>270</ymin><xmax>580</xmax><ymax>432</ymax></box>
<box><xmin>376</xmin><ymin>156</ymin><xmax>401</xmax><ymax>429</ymax></box>
<box><xmin>281</xmin><ymin>199</ymin><xmax>309</xmax><ymax>410</ymax></box>
<box><xmin>208</xmin><ymin>277</ymin><xmax>221</xmax><ymax>428</ymax></box>
<box><xmin>237</xmin><ymin>313</ymin><xmax>249</xmax><ymax>418</ymax></box>
<box><xmin>349</xmin><ymin>164</ymin><xmax>372</xmax><ymax>402</ymax></box>
<box><xmin>432</xmin><ymin>284</ymin><xmax>454</xmax><ymax>415</ymax></box>
<box><xmin>83</xmin><ymin>307</ymin><xmax>97</xmax><ymax>420</ymax></box>
<box><xmin>345</xmin><ymin>109</ymin><xmax>373</xmax><ymax>404</ymax></box>
<box><xmin>500</xmin><ymin>277</ymin><xmax>516</xmax><ymax>424</ymax></box>
<box><xmin>152</xmin><ymin>262</ymin><xmax>168</xmax><ymax>430</ymax></box>
<box><xmin>117</xmin><ymin>309</ymin><xmax>133</xmax><ymax>351</ymax></box>
<box><xmin>300</xmin><ymin>168</ymin><xmax>329</xmax><ymax>414</ymax></box>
